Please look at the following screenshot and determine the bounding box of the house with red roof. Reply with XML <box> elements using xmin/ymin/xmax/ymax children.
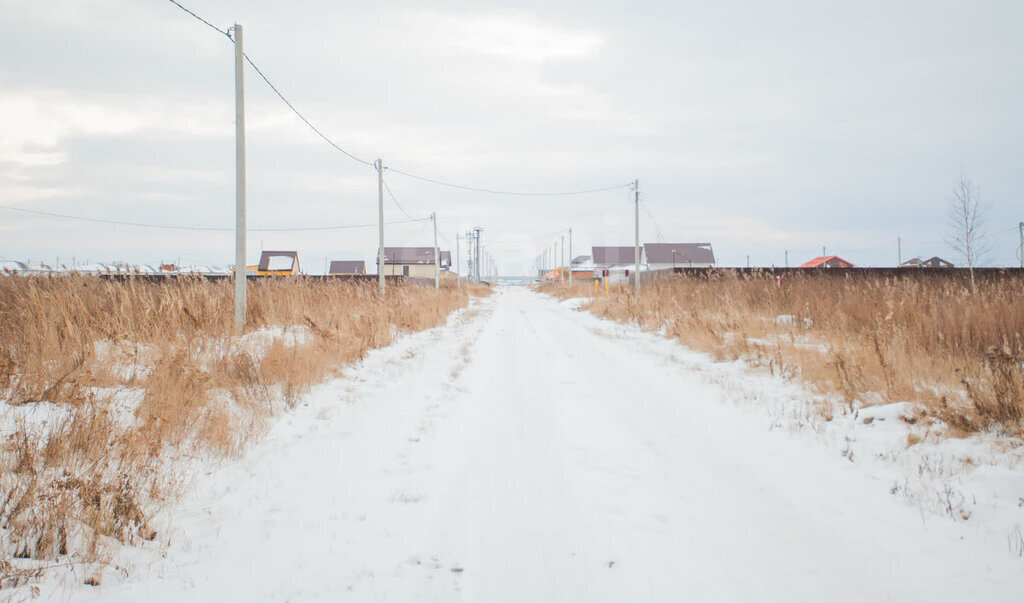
<box><xmin>799</xmin><ymin>255</ymin><xmax>855</xmax><ymax>268</ymax></box>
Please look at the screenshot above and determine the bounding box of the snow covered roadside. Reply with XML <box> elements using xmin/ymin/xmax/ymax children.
<box><xmin>26</xmin><ymin>287</ymin><xmax>1023</xmax><ymax>601</ymax></box>
<box><xmin>560</xmin><ymin>295</ymin><xmax>1024</xmax><ymax>559</ymax></box>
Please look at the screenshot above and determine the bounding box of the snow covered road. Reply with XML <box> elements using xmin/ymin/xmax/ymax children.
<box><xmin>72</xmin><ymin>287</ymin><xmax>1020</xmax><ymax>602</ymax></box>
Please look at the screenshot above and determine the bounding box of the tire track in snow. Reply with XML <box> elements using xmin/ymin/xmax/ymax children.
<box><xmin>66</xmin><ymin>288</ymin><xmax>1021</xmax><ymax>602</ymax></box>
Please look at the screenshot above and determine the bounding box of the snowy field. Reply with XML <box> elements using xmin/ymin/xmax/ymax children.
<box><xmin>29</xmin><ymin>286</ymin><xmax>1023</xmax><ymax>601</ymax></box>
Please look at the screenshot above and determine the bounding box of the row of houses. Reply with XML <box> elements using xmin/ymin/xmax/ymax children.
<box><xmin>259</xmin><ymin>248</ymin><xmax>453</xmax><ymax>277</ymax></box>
<box><xmin>542</xmin><ymin>243</ymin><xmax>716</xmax><ymax>280</ymax></box>
<box><xmin>0</xmin><ymin>260</ymin><xmax>232</xmax><ymax>276</ymax></box>
<box><xmin>1</xmin><ymin>247</ymin><xmax>456</xmax><ymax>278</ymax></box>
<box><xmin>798</xmin><ymin>255</ymin><xmax>953</xmax><ymax>268</ymax></box>
<box><xmin>540</xmin><ymin>245</ymin><xmax>957</xmax><ymax>281</ymax></box>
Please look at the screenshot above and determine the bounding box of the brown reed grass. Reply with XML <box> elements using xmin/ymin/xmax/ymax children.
<box><xmin>0</xmin><ymin>275</ymin><xmax>473</xmax><ymax>581</ymax></box>
<box><xmin>542</xmin><ymin>271</ymin><xmax>1024</xmax><ymax>435</ymax></box>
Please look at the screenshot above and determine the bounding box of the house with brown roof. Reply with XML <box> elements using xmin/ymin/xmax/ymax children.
<box><xmin>644</xmin><ymin>243</ymin><xmax>715</xmax><ymax>269</ymax></box>
<box><xmin>900</xmin><ymin>256</ymin><xmax>954</xmax><ymax>268</ymax></box>
<box><xmin>328</xmin><ymin>260</ymin><xmax>366</xmax><ymax>275</ymax></box>
<box><xmin>592</xmin><ymin>246</ymin><xmax>641</xmax><ymax>269</ymax></box>
<box><xmin>247</xmin><ymin>251</ymin><xmax>300</xmax><ymax>275</ymax></box>
<box><xmin>799</xmin><ymin>255</ymin><xmax>855</xmax><ymax>268</ymax></box>
<box><xmin>378</xmin><ymin>247</ymin><xmax>451</xmax><ymax>278</ymax></box>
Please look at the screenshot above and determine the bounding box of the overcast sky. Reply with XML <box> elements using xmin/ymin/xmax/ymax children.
<box><xmin>2</xmin><ymin>0</ymin><xmax>1022</xmax><ymax>274</ymax></box>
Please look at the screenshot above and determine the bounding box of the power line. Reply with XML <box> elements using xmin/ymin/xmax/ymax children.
<box><xmin>167</xmin><ymin>1</ymin><xmax>631</xmax><ymax>196</ymax></box>
<box><xmin>382</xmin><ymin>177</ymin><xmax>418</xmax><ymax>222</ymax></box>
<box><xmin>242</xmin><ymin>54</ymin><xmax>375</xmax><ymax>168</ymax></box>
<box><xmin>382</xmin><ymin>175</ymin><xmax>452</xmax><ymax>246</ymax></box>
<box><xmin>165</xmin><ymin>0</ymin><xmax>374</xmax><ymax>168</ymax></box>
<box><xmin>386</xmin><ymin>167</ymin><xmax>632</xmax><ymax>197</ymax></box>
<box><xmin>166</xmin><ymin>0</ymin><xmax>230</xmax><ymax>38</ymax></box>
<box><xmin>255</xmin><ymin>218</ymin><xmax>428</xmax><ymax>232</ymax></box>
<box><xmin>639</xmin><ymin>197</ymin><xmax>665</xmax><ymax>243</ymax></box>
<box><xmin>985</xmin><ymin>226</ymin><xmax>1020</xmax><ymax>237</ymax></box>
<box><xmin>0</xmin><ymin>203</ymin><xmax>426</xmax><ymax>232</ymax></box>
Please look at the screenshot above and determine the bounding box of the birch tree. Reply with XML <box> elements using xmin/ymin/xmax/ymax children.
<box><xmin>947</xmin><ymin>172</ymin><xmax>989</xmax><ymax>289</ymax></box>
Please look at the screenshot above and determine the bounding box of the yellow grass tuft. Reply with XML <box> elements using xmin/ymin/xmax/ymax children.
<box><xmin>542</xmin><ymin>271</ymin><xmax>1024</xmax><ymax>435</ymax></box>
<box><xmin>1</xmin><ymin>276</ymin><xmax>476</xmax><ymax>580</ymax></box>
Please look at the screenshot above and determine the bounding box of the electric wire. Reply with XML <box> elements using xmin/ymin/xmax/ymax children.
<box><xmin>386</xmin><ymin>168</ymin><xmax>632</xmax><ymax>197</ymax></box>
<box><xmin>166</xmin><ymin>0</ymin><xmax>374</xmax><ymax>168</ymax></box>
<box><xmin>242</xmin><ymin>54</ymin><xmax>376</xmax><ymax>168</ymax></box>
<box><xmin>985</xmin><ymin>226</ymin><xmax>1021</xmax><ymax>237</ymax></box>
<box><xmin>167</xmin><ymin>0</ymin><xmax>631</xmax><ymax>198</ymax></box>
<box><xmin>0</xmin><ymin>203</ymin><xmax>426</xmax><ymax>232</ymax></box>
<box><xmin>166</xmin><ymin>0</ymin><xmax>231</xmax><ymax>38</ymax></box>
<box><xmin>381</xmin><ymin>178</ymin><xmax>418</xmax><ymax>222</ymax></box>
<box><xmin>639</xmin><ymin>197</ymin><xmax>666</xmax><ymax>243</ymax></box>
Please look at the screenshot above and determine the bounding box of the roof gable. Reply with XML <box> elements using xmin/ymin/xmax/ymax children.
<box><xmin>381</xmin><ymin>247</ymin><xmax>435</xmax><ymax>264</ymax></box>
<box><xmin>644</xmin><ymin>243</ymin><xmax>715</xmax><ymax>264</ymax></box>
<box><xmin>258</xmin><ymin>251</ymin><xmax>299</xmax><ymax>272</ymax></box>
<box><xmin>380</xmin><ymin>247</ymin><xmax>451</xmax><ymax>265</ymax></box>
<box><xmin>799</xmin><ymin>255</ymin><xmax>855</xmax><ymax>268</ymax></box>
<box><xmin>328</xmin><ymin>260</ymin><xmax>365</xmax><ymax>274</ymax></box>
<box><xmin>924</xmin><ymin>256</ymin><xmax>954</xmax><ymax>267</ymax></box>
<box><xmin>592</xmin><ymin>246</ymin><xmax>638</xmax><ymax>265</ymax></box>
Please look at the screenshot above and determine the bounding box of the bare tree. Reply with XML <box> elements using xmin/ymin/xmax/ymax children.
<box><xmin>947</xmin><ymin>171</ymin><xmax>989</xmax><ymax>289</ymax></box>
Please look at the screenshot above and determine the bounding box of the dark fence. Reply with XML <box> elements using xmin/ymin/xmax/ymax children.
<box><xmin>88</xmin><ymin>273</ymin><xmax>435</xmax><ymax>286</ymax></box>
<box><xmin>641</xmin><ymin>266</ymin><xmax>1024</xmax><ymax>283</ymax></box>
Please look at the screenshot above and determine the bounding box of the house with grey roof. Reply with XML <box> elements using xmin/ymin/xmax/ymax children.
<box><xmin>328</xmin><ymin>260</ymin><xmax>366</xmax><ymax>275</ymax></box>
<box><xmin>644</xmin><ymin>243</ymin><xmax>715</xmax><ymax>269</ymax></box>
<box><xmin>591</xmin><ymin>246</ymin><xmax>645</xmax><ymax>283</ymax></box>
<box><xmin>592</xmin><ymin>246</ymin><xmax>641</xmax><ymax>269</ymax></box>
<box><xmin>900</xmin><ymin>256</ymin><xmax>954</xmax><ymax>268</ymax></box>
<box><xmin>378</xmin><ymin>247</ymin><xmax>451</xmax><ymax>278</ymax></box>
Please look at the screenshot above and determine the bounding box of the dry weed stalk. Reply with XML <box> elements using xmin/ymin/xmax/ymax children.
<box><xmin>1</xmin><ymin>275</ymin><xmax>475</xmax><ymax>582</ymax></box>
<box><xmin>543</xmin><ymin>271</ymin><xmax>1024</xmax><ymax>434</ymax></box>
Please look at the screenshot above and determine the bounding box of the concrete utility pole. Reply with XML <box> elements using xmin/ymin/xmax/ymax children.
<box><xmin>634</xmin><ymin>179</ymin><xmax>640</xmax><ymax>289</ymax></box>
<box><xmin>474</xmin><ymin>227</ymin><xmax>482</xmax><ymax>282</ymax></box>
<box><xmin>1019</xmin><ymin>222</ymin><xmax>1023</xmax><ymax>268</ymax></box>
<box><xmin>898</xmin><ymin>237</ymin><xmax>902</xmax><ymax>266</ymax></box>
<box><xmin>785</xmin><ymin>249</ymin><xmax>789</xmax><ymax>268</ymax></box>
<box><xmin>560</xmin><ymin>234</ymin><xmax>565</xmax><ymax>282</ymax></box>
<box><xmin>376</xmin><ymin>159</ymin><xmax>385</xmax><ymax>295</ymax></box>
<box><xmin>432</xmin><ymin>212</ymin><xmax>439</xmax><ymax>290</ymax></box>
<box><xmin>822</xmin><ymin>245</ymin><xmax>826</xmax><ymax>258</ymax></box>
<box><xmin>467</xmin><ymin>230</ymin><xmax>476</xmax><ymax>282</ymax></box>
<box><xmin>232</xmin><ymin>23</ymin><xmax>247</xmax><ymax>334</ymax></box>
<box><xmin>568</xmin><ymin>227</ymin><xmax>573</xmax><ymax>284</ymax></box>
<box><xmin>455</xmin><ymin>233</ymin><xmax>460</xmax><ymax>286</ymax></box>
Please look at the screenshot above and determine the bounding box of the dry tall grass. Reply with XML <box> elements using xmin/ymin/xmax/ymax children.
<box><xmin>543</xmin><ymin>271</ymin><xmax>1024</xmax><ymax>435</ymax></box>
<box><xmin>0</xmin><ymin>276</ymin><xmax>473</xmax><ymax>586</ymax></box>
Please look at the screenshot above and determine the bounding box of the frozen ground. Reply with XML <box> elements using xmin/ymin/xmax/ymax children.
<box><xmin>35</xmin><ymin>286</ymin><xmax>1023</xmax><ymax>601</ymax></box>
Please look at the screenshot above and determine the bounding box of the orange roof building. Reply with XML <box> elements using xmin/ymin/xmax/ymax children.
<box><xmin>799</xmin><ymin>255</ymin><xmax>855</xmax><ymax>268</ymax></box>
